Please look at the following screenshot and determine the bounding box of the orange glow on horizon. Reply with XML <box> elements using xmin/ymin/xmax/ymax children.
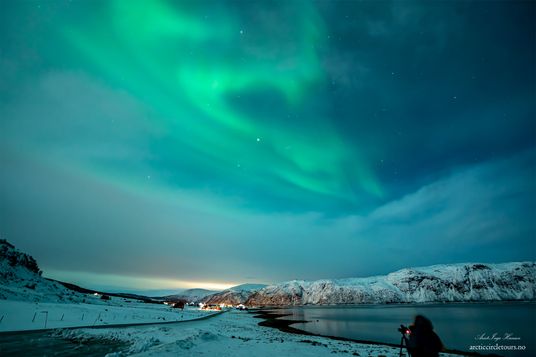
<box><xmin>44</xmin><ymin>269</ymin><xmax>238</xmax><ymax>292</ymax></box>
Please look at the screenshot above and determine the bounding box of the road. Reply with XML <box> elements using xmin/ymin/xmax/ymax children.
<box><xmin>0</xmin><ymin>310</ymin><xmax>226</xmax><ymax>356</ymax></box>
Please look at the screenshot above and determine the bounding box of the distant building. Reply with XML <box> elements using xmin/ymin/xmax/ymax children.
<box><xmin>172</xmin><ymin>301</ymin><xmax>185</xmax><ymax>309</ymax></box>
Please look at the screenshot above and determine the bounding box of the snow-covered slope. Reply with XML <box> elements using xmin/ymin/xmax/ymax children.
<box><xmin>0</xmin><ymin>240</ymin><xmax>219</xmax><ymax>332</ymax></box>
<box><xmin>246</xmin><ymin>262</ymin><xmax>536</xmax><ymax>306</ymax></box>
<box><xmin>0</xmin><ymin>239</ymin><xmax>86</xmax><ymax>303</ymax></box>
<box><xmin>203</xmin><ymin>283</ymin><xmax>268</xmax><ymax>305</ymax></box>
<box><xmin>230</xmin><ymin>283</ymin><xmax>268</xmax><ymax>292</ymax></box>
<box><xmin>0</xmin><ymin>239</ymin><xmax>158</xmax><ymax>305</ymax></box>
<box><xmin>162</xmin><ymin>288</ymin><xmax>218</xmax><ymax>303</ymax></box>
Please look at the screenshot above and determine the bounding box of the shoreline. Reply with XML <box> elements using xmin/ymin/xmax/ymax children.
<box><xmin>247</xmin><ymin>300</ymin><xmax>535</xmax><ymax>310</ymax></box>
<box><xmin>54</xmin><ymin>309</ymin><xmax>418</xmax><ymax>356</ymax></box>
<box><xmin>250</xmin><ymin>309</ymin><xmax>496</xmax><ymax>357</ymax></box>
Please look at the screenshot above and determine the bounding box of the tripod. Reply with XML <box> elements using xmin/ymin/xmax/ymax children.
<box><xmin>399</xmin><ymin>334</ymin><xmax>411</xmax><ymax>357</ymax></box>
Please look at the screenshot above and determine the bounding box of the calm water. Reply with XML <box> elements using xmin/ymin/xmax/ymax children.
<box><xmin>278</xmin><ymin>302</ymin><xmax>536</xmax><ymax>357</ymax></box>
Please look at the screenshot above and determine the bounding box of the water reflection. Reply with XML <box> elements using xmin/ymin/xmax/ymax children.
<box><xmin>278</xmin><ymin>302</ymin><xmax>536</xmax><ymax>357</ymax></box>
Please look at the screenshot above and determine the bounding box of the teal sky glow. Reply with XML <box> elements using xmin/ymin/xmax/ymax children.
<box><xmin>1</xmin><ymin>0</ymin><xmax>534</xmax><ymax>292</ymax></box>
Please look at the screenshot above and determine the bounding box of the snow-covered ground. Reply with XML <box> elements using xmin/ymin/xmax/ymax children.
<box><xmin>0</xmin><ymin>299</ymin><xmax>214</xmax><ymax>332</ymax></box>
<box><xmin>57</xmin><ymin>309</ymin><xmax>458</xmax><ymax>357</ymax></box>
<box><xmin>0</xmin><ymin>239</ymin><xmax>216</xmax><ymax>332</ymax></box>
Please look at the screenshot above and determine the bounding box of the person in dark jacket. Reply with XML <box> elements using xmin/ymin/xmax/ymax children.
<box><xmin>405</xmin><ymin>315</ymin><xmax>444</xmax><ymax>357</ymax></box>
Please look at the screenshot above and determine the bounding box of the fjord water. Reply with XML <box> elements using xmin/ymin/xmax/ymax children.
<box><xmin>279</xmin><ymin>302</ymin><xmax>535</xmax><ymax>356</ymax></box>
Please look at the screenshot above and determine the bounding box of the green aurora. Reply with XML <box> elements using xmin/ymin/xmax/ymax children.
<box><xmin>59</xmin><ymin>0</ymin><xmax>381</xmax><ymax>210</ymax></box>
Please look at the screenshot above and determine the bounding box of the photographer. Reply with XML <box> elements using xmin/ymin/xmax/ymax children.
<box><xmin>403</xmin><ymin>315</ymin><xmax>444</xmax><ymax>357</ymax></box>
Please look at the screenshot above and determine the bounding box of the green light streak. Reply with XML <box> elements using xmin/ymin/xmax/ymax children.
<box><xmin>61</xmin><ymin>0</ymin><xmax>382</xmax><ymax>208</ymax></box>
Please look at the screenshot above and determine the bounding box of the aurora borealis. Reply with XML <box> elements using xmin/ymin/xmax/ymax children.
<box><xmin>60</xmin><ymin>0</ymin><xmax>382</xmax><ymax>210</ymax></box>
<box><xmin>1</xmin><ymin>1</ymin><xmax>535</xmax><ymax>293</ymax></box>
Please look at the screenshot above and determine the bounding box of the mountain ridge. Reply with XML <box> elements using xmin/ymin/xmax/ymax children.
<box><xmin>201</xmin><ymin>283</ymin><xmax>268</xmax><ymax>305</ymax></box>
<box><xmin>245</xmin><ymin>261</ymin><xmax>535</xmax><ymax>306</ymax></box>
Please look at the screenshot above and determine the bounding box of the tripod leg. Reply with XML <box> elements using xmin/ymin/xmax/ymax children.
<box><xmin>399</xmin><ymin>336</ymin><xmax>411</xmax><ymax>357</ymax></box>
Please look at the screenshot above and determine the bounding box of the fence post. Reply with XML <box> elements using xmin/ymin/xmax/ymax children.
<box><xmin>41</xmin><ymin>311</ymin><xmax>48</xmax><ymax>329</ymax></box>
<box><xmin>93</xmin><ymin>312</ymin><xmax>101</xmax><ymax>327</ymax></box>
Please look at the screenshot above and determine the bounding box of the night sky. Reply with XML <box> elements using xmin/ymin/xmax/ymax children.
<box><xmin>1</xmin><ymin>0</ymin><xmax>534</xmax><ymax>293</ymax></box>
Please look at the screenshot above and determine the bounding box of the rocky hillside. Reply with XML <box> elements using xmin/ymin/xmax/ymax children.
<box><xmin>245</xmin><ymin>262</ymin><xmax>536</xmax><ymax>307</ymax></box>
<box><xmin>0</xmin><ymin>240</ymin><xmax>171</xmax><ymax>306</ymax></box>
<box><xmin>0</xmin><ymin>239</ymin><xmax>40</xmax><ymax>275</ymax></box>
<box><xmin>161</xmin><ymin>288</ymin><xmax>218</xmax><ymax>303</ymax></box>
<box><xmin>202</xmin><ymin>284</ymin><xmax>267</xmax><ymax>305</ymax></box>
<box><xmin>0</xmin><ymin>239</ymin><xmax>84</xmax><ymax>302</ymax></box>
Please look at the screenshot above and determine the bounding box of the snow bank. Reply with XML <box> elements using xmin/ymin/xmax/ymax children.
<box><xmin>0</xmin><ymin>300</ymin><xmax>213</xmax><ymax>332</ymax></box>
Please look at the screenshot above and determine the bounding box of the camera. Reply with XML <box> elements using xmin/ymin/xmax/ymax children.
<box><xmin>398</xmin><ymin>324</ymin><xmax>411</xmax><ymax>335</ymax></box>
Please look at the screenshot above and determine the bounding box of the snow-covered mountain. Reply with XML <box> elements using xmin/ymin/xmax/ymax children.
<box><xmin>230</xmin><ymin>283</ymin><xmax>268</xmax><ymax>292</ymax></box>
<box><xmin>202</xmin><ymin>283</ymin><xmax>268</xmax><ymax>305</ymax></box>
<box><xmin>161</xmin><ymin>288</ymin><xmax>219</xmax><ymax>303</ymax></box>
<box><xmin>245</xmin><ymin>262</ymin><xmax>536</xmax><ymax>307</ymax></box>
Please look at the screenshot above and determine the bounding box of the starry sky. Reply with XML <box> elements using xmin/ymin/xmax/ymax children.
<box><xmin>0</xmin><ymin>0</ymin><xmax>534</xmax><ymax>293</ymax></box>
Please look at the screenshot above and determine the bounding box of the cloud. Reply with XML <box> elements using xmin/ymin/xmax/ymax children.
<box><xmin>346</xmin><ymin>150</ymin><xmax>536</xmax><ymax>271</ymax></box>
<box><xmin>0</xmin><ymin>70</ymin><xmax>155</xmax><ymax>165</ymax></box>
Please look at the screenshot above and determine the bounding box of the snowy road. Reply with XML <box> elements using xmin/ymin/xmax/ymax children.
<box><xmin>0</xmin><ymin>310</ymin><xmax>226</xmax><ymax>356</ymax></box>
<box><xmin>0</xmin><ymin>299</ymin><xmax>218</xmax><ymax>332</ymax></box>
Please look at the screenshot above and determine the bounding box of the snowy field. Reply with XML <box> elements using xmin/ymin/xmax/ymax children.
<box><xmin>0</xmin><ymin>298</ymin><xmax>213</xmax><ymax>332</ymax></box>
<box><xmin>57</xmin><ymin>309</ymin><xmax>459</xmax><ymax>357</ymax></box>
